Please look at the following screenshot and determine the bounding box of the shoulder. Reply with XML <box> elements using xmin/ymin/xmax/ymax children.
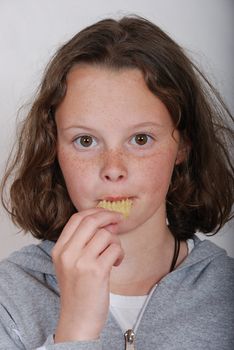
<box><xmin>0</xmin><ymin>241</ymin><xmax>58</xmax><ymax>349</ymax></box>
<box><xmin>162</xmin><ymin>236</ymin><xmax>234</xmax><ymax>342</ymax></box>
<box><xmin>180</xmin><ymin>235</ymin><xmax>234</xmax><ymax>294</ymax></box>
<box><xmin>0</xmin><ymin>240</ymin><xmax>56</xmax><ymax>296</ymax></box>
<box><xmin>193</xmin><ymin>235</ymin><xmax>234</xmax><ymax>270</ymax></box>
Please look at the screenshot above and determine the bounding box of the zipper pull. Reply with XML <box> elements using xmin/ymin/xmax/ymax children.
<box><xmin>124</xmin><ymin>329</ymin><xmax>136</xmax><ymax>350</ymax></box>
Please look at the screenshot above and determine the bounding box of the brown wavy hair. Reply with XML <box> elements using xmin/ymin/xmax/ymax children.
<box><xmin>1</xmin><ymin>15</ymin><xmax>233</xmax><ymax>241</ymax></box>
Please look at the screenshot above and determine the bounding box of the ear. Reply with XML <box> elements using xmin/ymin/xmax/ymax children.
<box><xmin>175</xmin><ymin>138</ymin><xmax>191</xmax><ymax>165</ymax></box>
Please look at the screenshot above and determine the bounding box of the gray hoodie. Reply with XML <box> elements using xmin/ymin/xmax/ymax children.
<box><xmin>0</xmin><ymin>235</ymin><xmax>233</xmax><ymax>350</ymax></box>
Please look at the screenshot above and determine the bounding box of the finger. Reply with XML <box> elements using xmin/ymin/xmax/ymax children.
<box><xmin>64</xmin><ymin>210</ymin><xmax>123</xmax><ymax>254</ymax></box>
<box><xmin>98</xmin><ymin>243</ymin><xmax>125</xmax><ymax>272</ymax></box>
<box><xmin>52</xmin><ymin>208</ymin><xmax>106</xmax><ymax>255</ymax></box>
<box><xmin>83</xmin><ymin>228</ymin><xmax>121</xmax><ymax>260</ymax></box>
<box><xmin>57</xmin><ymin>210</ymin><xmax>123</xmax><ymax>261</ymax></box>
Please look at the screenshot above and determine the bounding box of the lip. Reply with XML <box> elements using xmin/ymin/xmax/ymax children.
<box><xmin>99</xmin><ymin>196</ymin><xmax>134</xmax><ymax>202</ymax></box>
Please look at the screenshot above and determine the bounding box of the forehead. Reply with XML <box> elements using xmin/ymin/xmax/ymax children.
<box><xmin>64</xmin><ymin>64</ymin><xmax>148</xmax><ymax>102</ymax></box>
<box><xmin>55</xmin><ymin>65</ymin><xmax>173</xmax><ymax>128</ymax></box>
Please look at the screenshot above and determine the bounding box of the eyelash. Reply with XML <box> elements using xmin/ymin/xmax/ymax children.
<box><xmin>73</xmin><ymin>133</ymin><xmax>155</xmax><ymax>149</ymax></box>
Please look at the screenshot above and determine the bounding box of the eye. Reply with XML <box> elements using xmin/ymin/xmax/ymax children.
<box><xmin>131</xmin><ymin>133</ymin><xmax>154</xmax><ymax>146</ymax></box>
<box><xmin>74</xmin><ymin>135</ymin><xmax>97</xmax><ymax>148</ymax></box>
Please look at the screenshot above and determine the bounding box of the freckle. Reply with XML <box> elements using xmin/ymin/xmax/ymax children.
<box><xmin>75</xmin><ymin>154</ymin><xmax>103</xmax><ymax>169</ymax></box>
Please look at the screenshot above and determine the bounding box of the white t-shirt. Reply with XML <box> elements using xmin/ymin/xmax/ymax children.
<box><xmin>110</xmin><ymin>238</ymin><xmax>195</xmax><ymax>332</ymax></box>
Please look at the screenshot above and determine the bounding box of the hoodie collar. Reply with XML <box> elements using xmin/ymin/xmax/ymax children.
<box><xmin>7</xmin><ymin>235</ymin><xmax>227</xmax><ymax>277</ymax></box>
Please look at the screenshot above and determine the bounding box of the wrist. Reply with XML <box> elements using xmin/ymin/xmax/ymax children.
<box><xmin>54</xmin><ymin>324</ymin><xmax>100</xmax><ymax>343</ymax></box>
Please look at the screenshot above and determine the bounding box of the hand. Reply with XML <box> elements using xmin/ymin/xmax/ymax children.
<box><xmin>52</xmin><ymin>208</ymin><xmax>124</xmax><ymax>343</ymax></box>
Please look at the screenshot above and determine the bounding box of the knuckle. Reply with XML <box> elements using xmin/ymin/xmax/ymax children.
<box><xmin>111</xmin><ymin>242</ymin><xmax>122</xmax><ymax>254</ymax></box>
<box><xmin>75</xmin><ymin>259</ymin><xmax>102</xmax><ymax>277</ymax></box>
<box><xmin>59</xmin><ymin>250</ymin><xmax>72</xmax><ymax>267</ymax></box>
<box><xmin>69</xmin><ymin>212</ymin><xmax>82</xmax><ymax>224</ymax></box>
<box><xmin>90</xmin><ymin>265</ymin><xmax>102</xmax><ymax>278</ymax></box>
<box><xmin>74</xmin><ymin>261</ymin><xmax>82</xmax><ymax>274</ymax></box>
<box><xmin>82</xmin><ymin>215</ymin><xmax>98</xmax><ymax>227</ymax></box>
<box><xmin>111</xmin><ymin>234</ymin><xmax>120</xmax><ymax>245</ymax></box>
<box><xmin>94</xmin><ymin>266</ymin><xmax>107</xmax><ymax>279</ymax></box>
<box><xmin>99</xmin><ymin>229</ymin><xmax>112</xmax><ymax>242</ymax></box>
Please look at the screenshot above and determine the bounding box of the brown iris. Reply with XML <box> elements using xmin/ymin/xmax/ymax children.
<box><xmin>80</xmin><ymin>135</ymin><xmax>93</xmax><ymax>147</ymax></box>
<box><xmin>135</xmin><ymin>134</ymin><xmax>148</xmax><ymax>145</ymax></box>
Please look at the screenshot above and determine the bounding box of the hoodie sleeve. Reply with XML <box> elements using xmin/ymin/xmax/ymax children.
<box><xmin>0</xmin><ymin>304</ymin><xmax>25</xmax><ymax>349</ymax></box>
<box><xmin>37</xmin><ymin>334</ymin><xmax>102</xmax><ymax>349</ymax></box>
<box><xmin>0</xmin><ymin>304</ymin><xmax>102</xmax><ymax>350</ymax></box>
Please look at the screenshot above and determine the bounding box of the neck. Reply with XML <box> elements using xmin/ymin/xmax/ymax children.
<box><xmin>110</xmin><ymin>212</ymin><xmax>187</xmax><ymax>296</ymax></box>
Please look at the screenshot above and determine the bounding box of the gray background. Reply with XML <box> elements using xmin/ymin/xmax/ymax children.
<box><xmin>0</xmin><ymin>0</ymin><xmax>233</xmax><ymax>260</ymax></box>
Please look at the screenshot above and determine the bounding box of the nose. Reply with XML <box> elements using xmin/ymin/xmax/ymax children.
<box><xmin>100</xmin><ymin>150</ymin><xmax>128</xmax><ymax>182</ymax></box>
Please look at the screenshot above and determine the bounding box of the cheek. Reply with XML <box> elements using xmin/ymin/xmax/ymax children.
<box><xmin>57</xmin><ymin>150</ymin><xmax>98</xmax><ymax>201</ymax></box>
<box><xmin>138</xmin><ymin>149</ymin><xmax>176</xmax><ymax>195</ymax></box>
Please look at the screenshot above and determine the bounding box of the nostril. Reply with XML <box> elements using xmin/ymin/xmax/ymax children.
<box><xmin>101</xmin><ymin>162</ymin><xmax>128</xmax><ymax>182</ymax></box>
<box><xmin>104</xmin><ymin>173</ymin><xmax>126</xmax><ymax>182</ymax></box>
<box><xmin>105</xmin><ymin>174</ymin><xmax>124</xmax><ymax>181</ymax></box>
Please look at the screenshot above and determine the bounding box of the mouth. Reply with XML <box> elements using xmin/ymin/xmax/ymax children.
<box><xmin>97</xmin><ymin>197</ymin><xmax>134</xmax><ymax>218</ymax></box>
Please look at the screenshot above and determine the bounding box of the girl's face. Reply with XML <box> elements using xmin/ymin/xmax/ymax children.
<box><xmin>56</xmin><ymin>65</ymin><xmax>184</xmax><ymax>233</ymax></box>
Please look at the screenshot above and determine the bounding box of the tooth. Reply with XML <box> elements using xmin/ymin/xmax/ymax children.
<box><xmin>97</xmin><ymin>198</ymin><xmax>133</xmax><ymax>218</ymax></box>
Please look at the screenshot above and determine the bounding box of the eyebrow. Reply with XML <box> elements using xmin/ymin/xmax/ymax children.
<box><xmin>61</xmin><ymin>121</ymin><xmax>163</xmax><ymax>131</ymax></box>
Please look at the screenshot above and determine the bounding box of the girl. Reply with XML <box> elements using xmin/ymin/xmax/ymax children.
<box><xmin>0</xmin><ymin>15</ymin><xmax>233</xmax><ymax>350</ymax></box>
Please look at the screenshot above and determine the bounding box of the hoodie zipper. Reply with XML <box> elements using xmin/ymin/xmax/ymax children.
<box><xmin>124</xmin><ymin>329</ymin><xmax>136</xmax><ymax>349</ymax></box>
<box><xmin>122</xmin><ymin>284</ymin><xmax>159</xmax><ymax>350</ymax></box>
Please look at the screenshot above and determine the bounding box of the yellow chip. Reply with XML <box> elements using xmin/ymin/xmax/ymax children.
<box><xmin>97</xmin><ymin>198</ymin><xmax>133</xmax><ymax>218</ymax></box>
